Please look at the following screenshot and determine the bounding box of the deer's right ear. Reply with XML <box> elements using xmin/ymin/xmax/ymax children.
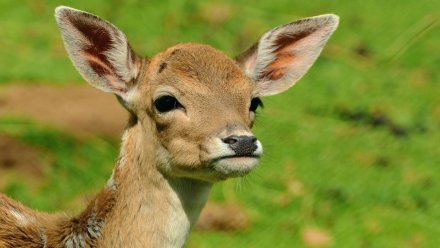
<box><xmin>55</xmin><ymin>6</ymin><xmax>141</xmax><ymax>101</ymax></box>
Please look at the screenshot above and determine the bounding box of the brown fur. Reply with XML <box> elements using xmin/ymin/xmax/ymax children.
<box><xmin>0</xmin><ymin>6</ymin><xmax>338</xmax><ymax>247</ymax></box>
<box><xmin>0</xmin><ymin>45</ymin><xmax>253</xmax><ymax>247</ymax></box>
<box><xmin>0</xmin><ymin>186</ymin><xmax>116</xmax><ymax>248</ymax></box>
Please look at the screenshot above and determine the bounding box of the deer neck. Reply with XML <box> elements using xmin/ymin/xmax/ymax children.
<box><xmin>98</xmin><ymin>118</ymin><xmax>212</xmax><ymax>247</ymax></box>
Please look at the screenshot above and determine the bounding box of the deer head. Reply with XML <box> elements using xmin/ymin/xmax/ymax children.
<box><xmin>55</xmin><ymin>6</ymin><xmax>338</xmax><ymax>183</ymax></box>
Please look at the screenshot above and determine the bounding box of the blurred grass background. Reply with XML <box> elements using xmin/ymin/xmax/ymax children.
<box><xmin>0</xmin><ymin>0</ymin><xmax>439</xmax><ymax>247</ymax></box>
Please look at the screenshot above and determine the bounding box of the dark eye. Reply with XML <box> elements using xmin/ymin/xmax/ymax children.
<box><xmin>249</xmin><ymin>97</ymin><xmax>263</xmax><ymax>112</ymax></box>
<box><xmin>154</xmin><ymin>95</ymin><xmax>183</xmax><ymax>113</ymax></box>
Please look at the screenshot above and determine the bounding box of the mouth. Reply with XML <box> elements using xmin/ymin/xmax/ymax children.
<box><xmin>216</xmin><ymin>154</ymin><xmax>261</xmax><ymax>161</ymax></box>
<box><xmin>212</xmin><ymin>154</ymin><xmax>261</xmax><ymax>178</ymax></box>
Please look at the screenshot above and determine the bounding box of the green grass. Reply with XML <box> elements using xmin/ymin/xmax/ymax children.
<box><xmin>1</xmin><ymin>0</ymin><xmax>439</xmax><ymax>247</ymax></box>
<box><xmin>0</xmin><ymin>118</ymin><xmax>117</xmax><ymax>213</ymax></box>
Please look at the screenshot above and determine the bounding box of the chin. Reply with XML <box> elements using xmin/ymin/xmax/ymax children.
<box><xmin>166</xmin><ymin>156</ymin><xmax>260</xmax><ymax>183</ymax></box>
<box><xmin>212</xmin><ymin>156</ymin><xmax>260</xmax><ymax>179</ymax></box>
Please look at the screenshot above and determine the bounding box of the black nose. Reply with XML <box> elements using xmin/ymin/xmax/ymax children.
<box><xmin>222</xmin><ymin>135</ymin><xmax>258</xmax><ymax>156</ymax></box>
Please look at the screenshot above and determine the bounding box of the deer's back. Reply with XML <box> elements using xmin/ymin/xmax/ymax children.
<box><xmin>0</xmin><ymin>193</ymin><xmax>67</xmax><ymax>248</ymax></box>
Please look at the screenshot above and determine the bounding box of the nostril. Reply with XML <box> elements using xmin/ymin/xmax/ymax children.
<box><xmin>222</xmin><ymin>136</ymin><xmax>239</xmax><ymax>145</ymax></box>
<box><xmin>222</xmin><ymin>135</ymin><xmax>258</xmax><ymax>156</ymax></box>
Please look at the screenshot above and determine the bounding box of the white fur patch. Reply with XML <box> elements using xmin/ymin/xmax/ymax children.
<box><xmin>64</xmin><ymin>233</ymin><xmax>86</xmax><ymax>248</ymax></box>
<box><xmin>62</xmin><ymin>204</ymin><xmax>105</xmax><ymax>247</ymax></box>
<box><xmin>87</xmin><ymin>214</ymin><xmax>105</xmax><ymax>240</ymax></box>
<box><xmin>106</xmin><ymin>170</ymin><xmax>117</xmax><ymax>190</ymax></box>
<box><xmin>165</xmin><ymin>178</ymin><xmax>211</xmax><ymax>247</ymax></box>
<box><xmin>207</xmin><ymin>136</ymin><xmax>263</xmax><ymax>178</ymax></box>
<box><xmin>207</xmin><ymin>136</ymin><xmax>263</xmax><ymax>160</ymax></box>
<box><xmin>39</xmin><ymin>230</ymin><xmax>48</xmax><ymax>248</ymax></box>
<box><xmin>10</xmin><ymin>209</ymin><xmax>29</xmax><ymax>226</ymax></box>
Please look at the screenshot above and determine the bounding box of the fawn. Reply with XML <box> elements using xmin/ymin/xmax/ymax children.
<box><xmin>0</xmin><ymin>6</ymin><xmax>338</xmax><ymax>248</ymax></box>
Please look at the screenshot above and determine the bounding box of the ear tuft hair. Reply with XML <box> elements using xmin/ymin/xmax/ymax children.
<box><xmin>237</xmin><ymin>14</ymin><xmax>339</xmax><ymax>96</ymax></box>
<box><xmin>55</xmin><ymin>6</ymin><xmax>140</xmax><ymax>100</ymax></box>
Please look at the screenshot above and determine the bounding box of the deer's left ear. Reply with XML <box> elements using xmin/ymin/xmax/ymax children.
<box><xmin>55</xmin><ymin>6</ymin><xmax>141</xmax><ymax>102</ymax></box>
<box><xmin>236</xmin><ymin>14</ymin><xmax>339</xmax><ymax>96</ymax></box>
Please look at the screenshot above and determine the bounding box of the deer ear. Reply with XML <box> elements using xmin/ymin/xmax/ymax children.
<box><xmin>55</xmin><ymin>6</ymin><xmax>141</xmax><ymax>101</ymax></box>
<box><xmin>236</xmin><ymin>14</ymin><xmax>339</xmax><ymax>96</ymax></box>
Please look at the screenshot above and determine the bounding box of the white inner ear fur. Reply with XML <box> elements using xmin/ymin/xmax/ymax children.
<box><xmin>243</xmin><ymin>14</ymin><xmax>339</xmax><ymax>96</ymax></box>
<box><xmin>55</xmin><ymin>6</ymin><xmax>139</xmax><ymax>101</ymax></box>
<box><xmin>104</xmin><ymin>37</ymin><xmax>139</xmax><ymax>86</ymax></box>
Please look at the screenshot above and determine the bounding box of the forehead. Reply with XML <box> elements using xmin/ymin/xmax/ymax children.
<box><xmin>150</xmin><ymin>43</ymin><xmax>253</xmax><ymax>96</ymax></box>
